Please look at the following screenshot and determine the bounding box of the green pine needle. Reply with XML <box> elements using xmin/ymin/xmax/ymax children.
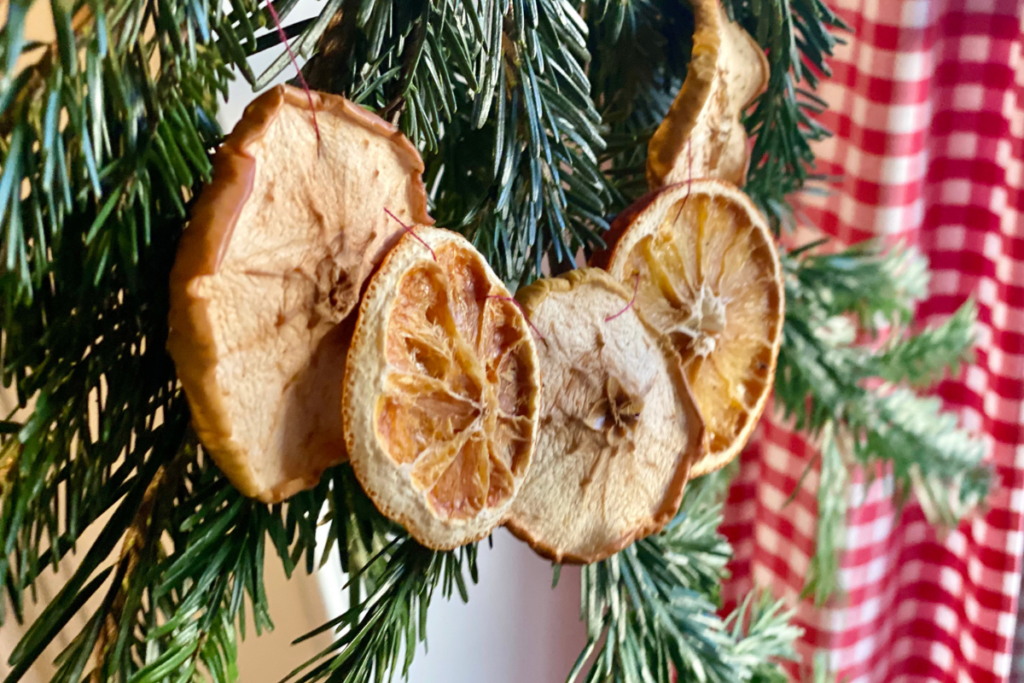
<box><xmin>875</xmin><ymin>299</ymin><xmax>976</xmax><ymax>387</ymax></box>
<box><xmin>296</xmin><ymin>0</ymin><xmax>612</xmax><ymax>286</ymax></box>
<box><xmin>779</xmin><ymin>243</ymin><xmax>990</xmax><ymax>604</ymax></box>
<box><xmin>800</xmin><ymin>422</ymin><xmax>847</xmax><ymax>607</ymax></box>
<box><xmin>571</xmin><ymin>477</ymin><xmax>801</xmax><ymax>683</ymax></box>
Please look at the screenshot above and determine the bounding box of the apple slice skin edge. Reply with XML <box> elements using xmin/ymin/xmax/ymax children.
<box><xmin>504</xmin><ymin>269</ymin><xmax>706</xmax><ymax>565</ymax></box>
<box><xmin>589</xmin><ymin>186</ymin><xmax>666</xmax><ymax>272</ymax></box>
<box><xmin>167</xmin><ymin>85</ymin><xmax>431</xmax><ymax>502</ymax></box>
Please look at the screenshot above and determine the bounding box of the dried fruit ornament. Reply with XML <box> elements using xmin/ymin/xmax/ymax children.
<box><xmin>646</xmin><ymin>0</ymin><xmax>769</xmax><ymax>189</ymax></box>
<box><xmin>594</xmin><ymin>180</ymin><xmax>784</xmax><ymax>477</ymax></box>
<box><xmin>506</xmin><ymin>269</ymin><xmax>704</xmax><ymax>564</ymax></box>
<box><xmin>168</xmin><ymin>85</ymin><xmax>431</xmax><ymax>503</ymax></box>
<box><xmin>343</xmin><ymin>226</ymin><xmax>542</xmax><ymax>550</ymax></box>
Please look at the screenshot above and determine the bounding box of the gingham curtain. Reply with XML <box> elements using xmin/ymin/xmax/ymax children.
<box><xmin>719</xmin><ymin>1</ymin><xmax>1024</xmax><ymax>681</ymax></box>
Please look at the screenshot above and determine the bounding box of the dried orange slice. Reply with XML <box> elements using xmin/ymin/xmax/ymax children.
<box><xmin>594</xmin><ymin>180</ymin><xmax>783</xmax><ymax>477</ymax></box>
<box><xmin>505</xmin><ymin>269</ymin><xmax>704</xmax><ymax>564</ymax></box>
<box><xmin>343</xmin><ymin>227</ymin><xmax>541</xmax><ymax>550</ymax></box>
<box><xmin>647</xmin><ymin>0</ymin><xmax>768</xmax><ymax>188</ymax></box>
<box><xmin>168</xmin><ymin>85</ymin><xmax>431</xmax><ymax>503</ymax></box>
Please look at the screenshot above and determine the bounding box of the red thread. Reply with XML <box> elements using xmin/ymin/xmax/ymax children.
<box><xmin>686</xmin><ymin>137</ymin><xmax>693</xmax><ymax>201</ymax></box>
<box><xmin>669</xmin><ymin>139</ymin><xmax>696</xmax><ymax>228</ymax></box>
<box><xmin>485</xmin><ymin>295</ymin><xmax>545</xmax><ymax>341</ymax></box>
<box><xmin>266</xmin><ymin>0</ymin><xmax>321</xmax><ymax>151</ymax></box>
<box><xmin>605</xmin><ymin>274</ymin><xmax>640</xmax><ymax>323</ymax></box>
<box><xmin>384</xmin><ymin>208</ymin><xmax>436</xmax><ymax>261</ymax></box>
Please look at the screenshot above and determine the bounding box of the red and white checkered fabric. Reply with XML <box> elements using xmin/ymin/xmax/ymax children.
<box><xmin>719</xmin><ymin>1</ymin><xmax>1024</xmax><ymax>682</ymax></box>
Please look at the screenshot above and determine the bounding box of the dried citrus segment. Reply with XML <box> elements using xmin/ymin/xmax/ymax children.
<box><xmin>167</xmin><ymin>84</ymin><xmax>431</xmax><ymax>503</ymax></box>
<box><xmin>596</xmin><ymin>180</ymin><xmax>783</xmax><ymax>477</ymax></box>
<box><xmin>647</xmin><ymin>0</ymin><xmax>769</xmax><ymax>188</ymax></box>
<box><xmin>344</xmin><ymin>227</ymin><xmax>541</xmax><ymax>549</ymax></box>
<box><xmin>505</xmin><ymin>269</ymin><xmax>704</xmax><ymax>564</ymax></box>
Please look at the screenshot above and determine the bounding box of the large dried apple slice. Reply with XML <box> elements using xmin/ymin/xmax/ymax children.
<box><xmin>647</xmin><ymin>0</ymin><xmax>769</xmax><ymax>188</ymax></box>
<box><xmin>594</xmin><ymin>180</ymin><xmax>784</xmax><ymax>477</ymax></box>
<box><xmin>344</xmin><ymin>227</ymin><xmax>541</xmax><ymax>550</ymax></box>
<box><xmin>505</xmin><ymin>269</ymin><xmax>704</xmax><ymax>564</ymax></box>
<box><xmin>168</xmin><ymin>84</ymin><xmax>431</xmax><ymax>503</ymax></box>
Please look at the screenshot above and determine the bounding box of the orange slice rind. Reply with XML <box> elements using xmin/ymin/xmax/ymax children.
<box><xmin>344</xmin><ymin>227</ymin><xmax>541</xmax><ymax>550</ymax></box>
<box><xmin>595</xmin><ymin>180</ymin><xmax>784</xmax><ymax>477</ymax></box>
<box><xmin>647</xmin><ymin>0</ymin><xmax>769</xmax><ymax>189</ymax></box>
<box><xmin>505</xmin><ymin>269</ymin><xmax>704</xmax><ymax>564</ymax></box>
<box><xmin>167</xmin><ymin>84</ymin><xmax>431</xmax><ymax>503</ymax></box>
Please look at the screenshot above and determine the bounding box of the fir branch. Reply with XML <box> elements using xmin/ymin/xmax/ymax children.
<box><xmin>875</xmin><ymin>300</ymin><xmax>976</xmax><ymax>387</ymax></box>
<box><xmin>727</xmin><ymin>590</ymin><xmax>802</xmax><ymax>683</ymax></box>
<box><xmin>570</xmin><ymin>476</ymin><xmax>800</xmax><ymax>683</ymax></box>
<box><xmin>117</xmin><ymin>463</ymin><xmax>389</xmax><ymax>683</ymax></box>
<box><xmin>811</xmin><ymin>651</ymin><xmax>837</xmax><ymax>683</ymax></box>
<box><xmin>0</xmin><ymin>0</ymin><xmax>277</xmax><ymax>304</ymax></box>
<box><xmin>2</xmin><ymin>411</ymin><xmax>184</xmax><ymax>682</ymax></box>
<box><xmin>777</xmin><ymin>242</ymin><xmax>990</xmax><ymax>603</ymax></box>
<box><xmin>291</xmin><ymin>0</ymin><xmax>473</xmax><ymax>141</ymax></box>
<box><xmin>296</xmin><ymin>0</ymin><xmax>611</xmax><ymax>285</ymax></box>
<box><xmin>800</xmin><ymin>423</ymin><xmax>847</xmax><ymax>607</ymax></box>
<box><xmin>0</xmin><ymin>0</ymin><xmax>283</xmax><ymax>634</ymax></box>
<box><xmin>0</xmin><ymin>0</ymin><xmax>353</xmax><ymax>673</ymax></box>
<box><xmin>584</xmin><ymin>0</ymin><xmax>692</xmax><ymax>210</ymax></box>
<box><xmin>3</xmin><ymin>445</ymin><xmax>375</xmax><ymax>682</ymax></box>
<box><xmin>862</xmin><ymin>388</ymin><xmax>988</xmax><ymax>521</ymax></box>
<box><xmin>790</xmin><ymin>240</ymin><xmax>929</xmax><ymax>331</ymax></box>
<box><xmin>723</xmin><ymin>0</ymin><xmax>849</xmax><ymax>230</ymax></box>
<box><xmin>89</xmin><ymin>457</ymin><xmax>180</xmax><ymax>682</ymax></box>
<box><xmin>586</xmin><ymin>0</ymin><xmax>846</xmax><ymax>228</ymax></box>
<box><xmin>431</xmin><ymin>0</ymin><xmax>611</xmax><ymax>285</ymax></box>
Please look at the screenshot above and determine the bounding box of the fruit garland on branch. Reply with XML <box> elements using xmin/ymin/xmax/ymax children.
<box><xmin>0</xmin><ymin>1</ymin><xmax>988</xmax><ymax>682</ymax></box>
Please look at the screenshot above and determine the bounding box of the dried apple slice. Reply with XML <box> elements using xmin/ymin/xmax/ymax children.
<box><xmin>168</xmin><ymin>84</ymin><xmax>431</xmax><ymax>503</ymax></box>
<box><xmin>647</xmin><ymin>0</ymin><xmax>769</xmax><ymax>188</ymax></box>
<box><xmin>505</xmin><ymin>269</ymin><xmax>704</xmax><ymax>564</ymax></box>
<box><xmin>594</xmin><ymin>180</ymin><xmax>784</xmax><ymax>477</ymax></box>
<box><xmin>344</xmin><ymin>227</ymin><xmax>541</xmax><ymax>550</ymax></box>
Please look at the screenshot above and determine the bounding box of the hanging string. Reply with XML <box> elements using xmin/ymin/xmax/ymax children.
<box><xmin>605</xmin><ymin>274</ymin><xmax>640</xmax><ymax>323</ymax></box>
<box><xmin>485</xmin><ymin>295</ymin><xmax>545</xmax><ymax>341</ymax></box>
<box><xmin>265</xmin><ymin>0</ymin><xmax>321</xmax><ymax>152</ymax></box>
<box><xmin>384</xmin><ymin>208</ymin><xmax>437</xmax><ymax>261</ymax></box>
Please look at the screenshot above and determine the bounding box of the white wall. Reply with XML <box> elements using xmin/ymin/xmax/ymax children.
<box><xmin>307</xmin><ymin>530</ymin><xmax>585</xmax><ymax>683</ymax></box>
<box><xmin>406</xmin><ymin>531</ymin><xmax>585</xmax><ymax>683</ymax></box>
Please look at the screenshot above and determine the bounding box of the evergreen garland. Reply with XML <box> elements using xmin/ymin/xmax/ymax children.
<box><xmin>0</xmin><ymin>0</ymin><xmax>988</xmax><ymax>681</ymax></box>
<box><xmin>571</xmin><ymin>473</ymin><xmax>801</xmax><ymax>683</ymax></box>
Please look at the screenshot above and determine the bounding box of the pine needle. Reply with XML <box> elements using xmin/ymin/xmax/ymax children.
<box><xmin>570</xmin><ymin>479</ymin><xmax>801</xmax><ymax>683</ymax></box>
